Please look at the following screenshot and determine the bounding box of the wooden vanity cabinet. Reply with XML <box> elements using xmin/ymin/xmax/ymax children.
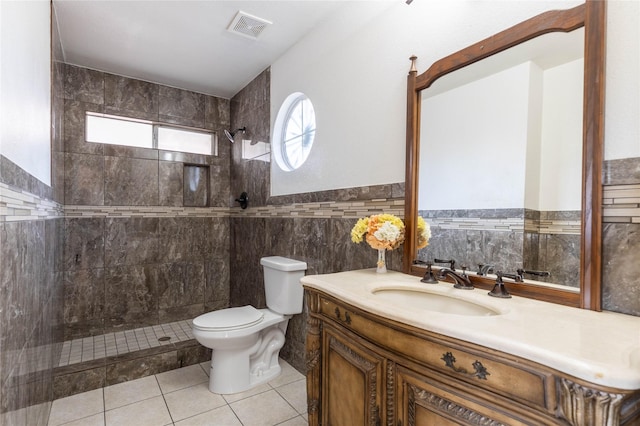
<box><xmin>305</xmin><ymin>288</ymin><xmax>640</xmax><ymax>426</ymax></box>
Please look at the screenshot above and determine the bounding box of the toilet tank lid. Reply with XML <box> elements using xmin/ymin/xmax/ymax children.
<box><xmin>260</xmin><ymin>256</ymin><xmax>307</xmax><ymax>271</ymax></box>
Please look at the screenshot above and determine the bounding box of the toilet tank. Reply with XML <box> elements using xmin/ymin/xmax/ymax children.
<box><xmin>260</xmin><ymin>256</ymin><xmax>307</xmax><ymax>315</ymax></box>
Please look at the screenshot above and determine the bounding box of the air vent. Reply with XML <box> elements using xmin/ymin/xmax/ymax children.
<box><xmin>227</xmin><ymin>11</ymin><xmax>272</xmax><ymax>40</ymax></box>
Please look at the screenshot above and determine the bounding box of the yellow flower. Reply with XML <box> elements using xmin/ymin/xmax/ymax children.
<box><xmin>416</xmin><ymin>216</ymin><xmax>431</xmax><ymax>249</ymax></box>
<box><xmin>351</xmin><ymin>214</ymin><xmax>405</xmax><ymax>250</ymax></box>
<box><xmin>350</xmin><ymin>217</ymin><xmax>370</xmax><ymax>243</ymax></box>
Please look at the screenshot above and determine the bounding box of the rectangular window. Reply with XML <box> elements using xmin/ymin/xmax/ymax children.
<box><xmin>157</xmin><ymin>126</ymin><xmax>216</xmax><ymax>156</ymax></box>
<box><xmin>86</xmin><ymin>113</ymin><xmax>153</xmax><ymax>148</ymax></box>
<box><xmin>85</xmin><ymin>112</ymin><xmax>217</xmax><ymax>156</ymax></box>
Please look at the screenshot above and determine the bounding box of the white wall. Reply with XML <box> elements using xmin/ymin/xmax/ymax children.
<box><xmin>0</xmin><ymin>0</ymin><xmax>51</xmax><ymax>185</ymax></box>
<box><xmin>419</xmin><ymin>63</ymin><xmax>531</xmax><ymax>210</ymax></box>
<box><xmin>538</xmin><ymin>58</ymin><xmax>583</xmax><ymax>211</ymax></box>
<box><xmin>271</xmin><ymin>0</ymin><xmax>638</xmax><ymax>196</ymax></box>
<box><xmin>605</xmin><ymin>0</ymin><xmax>640</xmax><ymax>161</ymax></box>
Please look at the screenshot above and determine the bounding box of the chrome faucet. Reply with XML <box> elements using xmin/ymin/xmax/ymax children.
<box><xmin>438</xmin><ymin>267</ymin><xmax>473</xmax><ymax>290</ymax></box>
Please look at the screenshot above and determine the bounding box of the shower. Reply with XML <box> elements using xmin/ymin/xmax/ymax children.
<box><xmin>224</xmin><ymin>127</ymin><xmax>246</xmax><ymax>143</ymax></box>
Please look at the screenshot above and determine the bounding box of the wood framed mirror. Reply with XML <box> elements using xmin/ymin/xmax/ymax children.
<box><xmin>403</xmin><ymin>0</ymin><xmax>605</xmax><ymax>310</ymax></box>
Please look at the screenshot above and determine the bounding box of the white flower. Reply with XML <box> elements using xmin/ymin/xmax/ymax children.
<box><xmin>373</xmin><ymin>221</ymin><xmax>401</xmax><ymax>242</ymax></box>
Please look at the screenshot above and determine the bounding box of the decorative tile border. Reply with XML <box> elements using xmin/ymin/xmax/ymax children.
<box><xmin>7</xmin><ymin>180</ymin><xmax>639</xmax><ymax>226</ymax></box>
<box><xmin>603</xmin><ymin>184</ymin><xmax>640</xmax><ymax>223</ymax></box>
<box><xmin>427</xmin><ymin>216</ymin><xmax>524</xmax><ymax>232</ymax></box>
<box><xmin>62</xmin><ymin>199</ymin><xmax>405</xmax><ymax>220</ymax></box>
<box><xmin>64</xmin><ymin>205</ymin><xmax>231</xmax><ymax>218</ymax></box>
<box><xmin>233</xmin><ymin>198</ymin><xmax>405</xmax><ymax>219</ymax></box>
<box><xmin>525</xmin><ymin>218</ymin><xmax>581</xmax><ymax>235</ymax></box>
<box><xmin>0</xmin><ymin>183</ymin><xmax>63</xmax><ymax>222</ymax></box>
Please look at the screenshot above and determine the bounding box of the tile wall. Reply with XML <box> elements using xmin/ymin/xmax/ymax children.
<box><xmin>61</xmin><ymin>65</ymin><xmax>232</xmax><ymax>340</ymax></box>
<box><xmin>602</xmin><ymin>158</ymin><xmax>640</xmax><ymax>316</ymax></box>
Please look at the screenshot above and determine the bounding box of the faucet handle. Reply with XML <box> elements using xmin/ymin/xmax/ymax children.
<box><xmin>460</xmin><ymin>265</ymin><xmax>468</xmax><ymax>277</ymax></box>
<box><xmin>420</xmin><ymin>261</ymin><xmax>439</xmax><ymax>284</ymax></box>
<box><xmin>488</xmin><ymin>271</ymin><xmax>512</xmax><ymax>298</ymax></box>
<box><xmin>434</xmin><ymin>258</ymin><xmax>456</xmax><ymax>271</ymax></box>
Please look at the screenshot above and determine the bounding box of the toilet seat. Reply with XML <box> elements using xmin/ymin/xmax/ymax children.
<box><xmin>193</xmin><ymin>306</ymin><xmax>264</xmax><ymax>331</ymax></box>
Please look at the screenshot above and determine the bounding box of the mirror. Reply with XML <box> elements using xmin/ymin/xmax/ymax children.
<box><xmin>419</xmin><ymin>29</ymin><xmax>584</xmax><ymax>288</ymax></box>
<box><xmin>403</xmin><ymin>1</ymin><xmax>606</xmax><ymax>310</ymax></box>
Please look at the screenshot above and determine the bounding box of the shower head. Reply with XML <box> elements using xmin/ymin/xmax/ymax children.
<box><xmin>224</xmin><ymin>127</ymin><xmax>246</xmax><ymax>143</ymax></box>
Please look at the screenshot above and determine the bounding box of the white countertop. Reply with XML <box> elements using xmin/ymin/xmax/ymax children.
<box><xmin>301</xmin><ymin>269</ymin><xmax>640</xmax><ymax>390</ymax></box>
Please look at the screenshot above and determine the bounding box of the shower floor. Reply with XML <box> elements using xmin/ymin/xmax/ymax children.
<box><xmin>58</xmin><ymin>320</ymin><xmax>195</xmax><ymax>367</ymax></box>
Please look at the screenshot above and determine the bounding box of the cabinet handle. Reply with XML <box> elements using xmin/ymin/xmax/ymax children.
<box><xmin>334</xmin><ymin>307</ymin><xmax>352</xmax><ymax>325</ymax></box>
<box><xmin>441</xmin><ymin>351</ymin><xmax>490</xmax><ymax>380</ymax></box>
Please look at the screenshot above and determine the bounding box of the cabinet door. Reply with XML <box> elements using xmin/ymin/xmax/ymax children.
<box><xmin>396</xmin><ymin>366</ymin><xmax>533</xmax><ymax>426</ymax></box>
<box><xmin>322</xmin><ymin>325</ymin><xmax>384</xmax><ymax>426</ymax></box>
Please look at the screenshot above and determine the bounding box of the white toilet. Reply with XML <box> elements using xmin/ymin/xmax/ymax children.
<box><xmin>192</xmin><ymin>256</ymin><xmax>307</xmax><ymax>394</ymax></box>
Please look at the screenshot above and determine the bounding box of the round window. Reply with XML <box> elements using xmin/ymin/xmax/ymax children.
<box><xmin>273</xmin><ymin>92</ymin><xmax>316</xmax><ymax>171</ymax></box>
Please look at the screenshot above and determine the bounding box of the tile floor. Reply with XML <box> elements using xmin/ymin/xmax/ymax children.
<box><xmin>58</xmin><ymin>320</ymin><xmax>194</xmax><ymax>367</ymax></box>
<box><xmin>47</xmin><ymin>359</ymin><xmax>308</xmax><ymax>426</ymax></box>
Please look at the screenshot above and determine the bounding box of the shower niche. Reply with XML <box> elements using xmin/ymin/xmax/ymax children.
<box><xmin>183</xmin><ymin>164</ymin><xmax>209</xmax><ymax>207</ymax></box>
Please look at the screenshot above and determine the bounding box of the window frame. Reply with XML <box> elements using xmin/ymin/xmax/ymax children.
<box><xmin>273</xmin><ymin>92</ymin><xmax>316</xmax><ymax>171</ymax></box>
<box><xmin>85</xmin><ymin>112</ymin><xmax>218</xmax><ymax>156</ymax></box>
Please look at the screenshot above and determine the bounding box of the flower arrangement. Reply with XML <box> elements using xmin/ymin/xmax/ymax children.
<box><xmin>416</xmin><ymin>216</ymin><xmax>431</xmax><ymax>249</ymax></box>
<box><xmin>351</xmin><ymin>213</ymin><xmax>405</xmax><ymax>250</ymax></box>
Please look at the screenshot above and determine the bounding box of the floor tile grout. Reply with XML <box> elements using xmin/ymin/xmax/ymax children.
<box><xmin>48</xmin><ymin>358</ymin><xmax>307</xmax><ymax>426</ymax></box>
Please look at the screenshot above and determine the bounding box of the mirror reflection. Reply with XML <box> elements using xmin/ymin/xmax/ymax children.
<box><xmin>416</xmin><ymin>29</ymin><xmax>584</xmax><ymax>288</ymax></box>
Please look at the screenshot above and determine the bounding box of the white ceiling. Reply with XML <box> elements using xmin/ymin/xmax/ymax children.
<box><xmin>53</xmin><ymin>1</ymin><xmax>353</xmax><ymax>99</ymax></box>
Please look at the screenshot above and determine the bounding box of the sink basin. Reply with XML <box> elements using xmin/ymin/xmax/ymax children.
<box><xmin>371</xmin><ymin>288</ymin><xmax>501</xmax><ymax>316</ymax></box>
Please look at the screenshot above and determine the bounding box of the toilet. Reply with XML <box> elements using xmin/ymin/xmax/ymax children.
<box><xmin>192</xmin><ymin>256</ymin><xmax>307</xmax><ymax>394</ymax></box>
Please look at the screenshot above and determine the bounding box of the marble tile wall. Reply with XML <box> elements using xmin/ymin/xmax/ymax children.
<box><xmin>63</xmin><ymin>64</ymin><xmax>231</xmax><ymax>209</ymax></box>
<box><xmin>62</xmin><ymin>65</ymin><xmax>232</xmax><ymax>340</ymax></box>
<box><xmin>602</xmin><ymin>158</ymin><xmax>640</xmax><ymax>316</ymax></box>
<box><xmin>417</xmin><ymin>209</ymin><xmax>525</xmax><ymax>276</ymax></box>
<box><xmin>415</xmin><ymin>208</ymin><xmax>581</xmax><ymax>288</ymax></box>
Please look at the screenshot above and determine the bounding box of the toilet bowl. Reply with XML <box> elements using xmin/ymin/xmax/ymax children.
<box><xmin>192</xmin><ymin>256</ymin><xmax>307</xmax><ymax>394</ymax></box>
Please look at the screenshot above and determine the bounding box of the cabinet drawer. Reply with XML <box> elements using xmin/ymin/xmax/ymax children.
<box><xmin>318</xmin><ymin>295</ymin><xmax>556</xmax><ymax>412</ymax></box>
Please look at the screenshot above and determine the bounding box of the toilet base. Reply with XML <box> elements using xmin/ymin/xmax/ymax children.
<box><xmin>208</xmin><ymin>358</ymin><xmax>282</xmax><ymax>394</ymax></box>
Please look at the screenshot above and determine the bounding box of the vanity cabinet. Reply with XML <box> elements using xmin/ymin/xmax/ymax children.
<box><xmin>305</xmin><ymin>288</ymin><xmax>640</xmax><ymax>426</ymax></box>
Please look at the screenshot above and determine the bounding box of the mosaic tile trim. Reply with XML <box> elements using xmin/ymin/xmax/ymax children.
<box><xmin>426</xmin><ymin>216</ymin><xmax>524</xmax><ymax>232</ymax></box>
<box><xmin>64</xmin><ymin>199</ymin><xmax>405</xmax><ymax>219</ymax></box>
<box><xmin>64</xmin><ymin>205</ymin><xmax>231</xmax><ymax>218</ymax></box>
<box><xmin>524</xmin><ymin>218</ymin><xmax>581</xmax><ymax>235</ymax></box>
<box><xmin>232</xmin><ymin>198</ymin><xmax>405</xmax><ymax>219</ymax></box>
<box><xmin>603</xmin><ymin>183</ymin><xmax>640</xmax><ymax>223</ymax></box>
<box><xmin>425</xmin><ymin>214</ymin><xmax>580</xmax><ymax>235</ymax></box>
<box><xmin>0</xmin><ymin>183</ymin><xmax>63</xmax><ymax>222</ymax></box>
<box><xmin>58</xmin><ymin>320</ymin><xmax>194</xmax><ymax>367</ymax></box>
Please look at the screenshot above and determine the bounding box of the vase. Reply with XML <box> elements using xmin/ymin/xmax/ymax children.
<box><xmin>376</xmin><ymin>248</ymin><xmax>387</xmax><ymax>273</ymax></box>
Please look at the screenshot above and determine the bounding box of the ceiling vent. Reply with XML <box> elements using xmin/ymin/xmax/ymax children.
<box><xmin>227</xmin><ymin>11</ymin><xmax>272</xmax><ymax>40</ymax></box>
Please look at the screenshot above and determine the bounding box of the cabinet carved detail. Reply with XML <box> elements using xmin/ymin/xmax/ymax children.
<box><xmin>334</xmin><ymin>307</ymin><xmax>352</xmax><ymax>324</ymax></box>
<box><xmin>305</xmin><ymin>313</ymin><xmax>322</xmax><ymax>425</ymax></box>
<box><xmin>408</xmin><ymin>384</ymin><xmax>505</xmax><ymax>426</ymax></box>
<box><xmin>557</xmin><ymin>377</ymin><xmax>625</xmax><ymax>426</ymax></box>
<box><xmin>386</xmin><ymin>361</ymin><xmax>396</xmax><ymax>426</ymax></box>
